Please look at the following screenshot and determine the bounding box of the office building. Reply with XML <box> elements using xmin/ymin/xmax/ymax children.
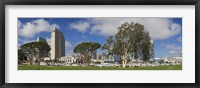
<box><xmin>51</xmin><ymin>27</ymin><xmax>65</xmax><ymax>61</ymax></box>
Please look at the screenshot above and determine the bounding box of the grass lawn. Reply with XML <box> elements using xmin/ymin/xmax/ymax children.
<box><xmin>18</xmin><ymin>65</ymin><xmax>182</xmax><ymax>70</ymax></box>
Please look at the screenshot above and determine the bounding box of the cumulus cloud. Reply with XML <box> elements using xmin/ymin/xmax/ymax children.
<box><xmin>65</xmin><ymin>40</ymin><xmax>72</xmax><ymax>48</ymax></box>
<box><xmin>20</xmin><ymin>39</ymin><xmax>36</xmax><ymax>45</ymax></box>
<box><xmin>18</xmin><ymin>19</ymin><xmax>59</xmax><ymax>38</ymax></box>
<box><xmin>82</xmin><ymin>18</ymin><xmax>181</xmax><ymax>40</ymax></box>
<box><xmin>70</xmin><ymin>21</ymin><xmax>90</xmax><ymax>33</ymax></box>
<box><xmin>169</xmin><ymin>50</ymin><xmax>176</xmax><ymax>54</ymax></box>
<box><xmin>65</xmin><ymin>40</ymin><xmax>73</xmax><ymax>55</ymax></box>
<box><xmin>162</xmin><ymin>43</ymin><xmax>182</xmax><ymax>50</ymax></box>
<box><xmin>162</xmin><ymin>43</ymin><xmax>181</xmax><ymax>56</ymax></box>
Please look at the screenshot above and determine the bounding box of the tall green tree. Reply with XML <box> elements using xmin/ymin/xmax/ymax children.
<box><xmin>20</xmin><ymin>42</ymin><xmax>50</xmax><ymax>65</ymax></box>
<box><xmin>20</xmin><ymin>42</ymin><xmax>36</xmax><ymax>65</ymax></box>
<box><xmin>111</xmin><ymin>22</ymin><xmax>152</xmax><ymax>68</ymax></box>
<box><xmin>36</xmin><ymin>42</ymin><xmax>51</xmax><ymax>63</ymax></box>
<box><xmin>113</xmin><ymin>22</ymin><xmax>137</xmax><ymax>68</ymax></box>
<box><xmin>132</xmin><ymin>23</ymin><xmax>153</xmax><ymax>62</ymax></box>
<box><xmin>101</xmin><ymin>36</ymin><xmax>114</xmax><ymax>59</ymax></box>
<box><xmin>18</xmin><ymin>49</ymin><xmax>27</xmax><ymax>64</ymax></box>
<box><xmin>101</xmin><ymin>36</ymin><xmax>114</xmax><ymax>66</ymax></box>
<box><xmin>141</xmin><ymin>32</ymin><xmax>152</xmax><ymax>62</ymax></box>
<box><xmin>73</xmin><ymin>42</ymin><xmax>101</xmax><ymax>66</ymax></box>
<box><xmin>91</xmin><ymin>42</ymin><xmax>102</xmax><ymax>58</ymax></box>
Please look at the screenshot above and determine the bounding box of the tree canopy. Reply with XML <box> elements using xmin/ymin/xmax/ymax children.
<box><xmin>73</xmin><ymin>42</ymin><xmax>101</xmax><ymax>66</ymax></box>
<box><xmin>104</xmin><ymin>22</ymin><xmax>153</xmax><ymax>67</ymax></box>
<box><xmin>18</xmin><ymin>49</ymin><xmax>27</xmax><ymax>64</ymax></box>
<box><xmin>20</xmin><ymin>41</ymin><xmax>50</xmax><ymax>65</ymax></box>
<box><xmin>101</xmin><ymin>36</ymin><xmax>114</xmax><ymax>57</ymax></box>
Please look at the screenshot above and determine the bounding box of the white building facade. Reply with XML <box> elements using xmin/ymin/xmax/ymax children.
<box><xmin>60</xmin><ymin>56</ymin><xmax>77</xmax><ymax>64</ymax></box>
<box><xmin>51</xmin><ymin>27</ymin><xmax>65</xmax><ymax>62</ymax></box>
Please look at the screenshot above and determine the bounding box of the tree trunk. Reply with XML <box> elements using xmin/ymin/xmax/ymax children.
<box><xmin>38</xmin><ymin>59</ymin><xmax>40</xmax><ymax>66</ymax></box>
<box><xmin>122</xmin><ymin>54</ymin><xmax>128</xmax><ymax>68</ymax></box>
<box><xmin>122</xmin><ymin>60</ymin><xmax>125</xmax><ymax>68</ymax></box>
<box><xmin>122</xmin><ymin>59</ymin><xmax>127</xmax><ymax>68</ymax></box>
<box><xmin>82</xmin><ymin>63</ymin><xmax>89</xmax><ymax>67</ymax></box>
<box><xmin>122</xmin><ymin>55</ymin><xmax>127</xmax><ymax>68</ymax></box>
<box><xmin>86</xmin><ymin>61</ymin><xmax>90</xmax><ymax>66</ymax></box>
<box><xmin>36</xmin><ymin>57</ymin><xmax>40</xmax><ymax>66</ymax></box>
<box><xmin>29</xmin><ymin>59</ymin><xmax>33</xmax><ymax>65</ymax></box>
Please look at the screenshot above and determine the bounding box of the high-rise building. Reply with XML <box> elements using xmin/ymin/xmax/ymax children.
<box><xmin>51</xmin><ymin>27</ymin><xmax>65</xmax><ymax>61</ymax></box>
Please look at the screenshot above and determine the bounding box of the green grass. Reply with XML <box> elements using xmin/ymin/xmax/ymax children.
<box><xmin>18</xmin><ymin>65</ymin><xmax>182</xmax><ymax>70</ymax></box>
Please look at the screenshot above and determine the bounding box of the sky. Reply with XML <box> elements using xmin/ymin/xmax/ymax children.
<box><xmin>18</xmin><ymin>17</ymin><xmax>182</xmax><ymax>58</ymax></box>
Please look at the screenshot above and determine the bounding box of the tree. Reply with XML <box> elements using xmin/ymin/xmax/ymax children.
<box><xmin>20</xmin><ymin>42</ymin><xmax>50</xmax><ymax>65</ymax></box>
<box><xmin>20</xmin><ymin>42</ymin><xmax>36</xmax><ymax>65</ymax></box>
<box><xmin>111</xmin><ymin>22</ymin><xmax>152</xmax><ymax>68</ymax></box>
<box><xmin>91</xmin><ymin>42</ymin><xmax>102</xmax><ymax>58</ymax></box>
<box><xmin>18</xmin><ymin>49</ymin><xmax>27</xmax><ymax>64</ymax></box>
<box><xmin>36</xmin><ymin>42</ymin><xmax>51</xmax><ymax>64</ymax></box>
<box><xmin>132</xmin><ymin>23</ymin><xmax>153</xmax><ymax>62</ymax></box>
<box><xmin>113</xmin><ymin>22</ymin><xmax>137</xmax><ymax>68</ymax></box>
<box><xmin>73</xmin><ymin>42</ymin><xmax>101</xmax><ymax>66</ymax></box>
<box><xmin>101</xmin><ymin>36</ymin><xmax>114</xmax><ymax>67</ymax></box>
<box><xmin>141</xmin><ymin>32</ymin><xmax>152</xmax><ymax>62</ymax></box>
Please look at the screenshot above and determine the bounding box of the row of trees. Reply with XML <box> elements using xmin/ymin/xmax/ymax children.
<box><xmin>73</xmin><ymin>22</ymin><xmax>153</xmax><ymax>68</ymax></box>
<box><xmin>18</xmin><ymin>41</ymin><xmax>102</xmax><ymax>66</ymax></box>
<box><xmin>18</xmin><ymin>22</ymin><xmax>153</xmax><ymax>68</ymax></box>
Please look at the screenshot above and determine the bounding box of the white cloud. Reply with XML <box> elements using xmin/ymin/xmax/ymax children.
<box><xmin>177</xmin><ymin>36</ymin><xmax>182</xmax><ymax>42</ymax></box>
<box><xmin>86</xmin><ymin>18</ymin><xmax>181</xmax><ymax>40</ymax></box>
<box><xmin>169</xmin><ymin>50</ymin><xmax>176</xmax><ymax>54</ymax></box>
<box><xmin>162</xmin><ymin>43</ymin><xmax>182</xmax><ymax>56</ymax></box>
<box><xmin>162</xmin><ymin>43</ymin><xmax>182</xmax><ymax>50</ymax></box>
<box><xmin>20</xmin><ymin>39</ymin><xmax>36</xmax><ymax>45</ymax></box>
<box><xmin>65</xmin><ymin>40</ymin><xmax>73</xmax><ymax>56</ymax></box>
<box><xmin>70</xmin><ymin>21</ymin><xmax>90</xmax><ymax>33</ymax></box>
<box><xmin>75</xmin><ymin>41</ymin><xmax>90</xmax><ymax>46</ymax></box>
<box><xmin>65</xmin><ymin>40</ymin><xmax>72</xmax><ymax>48</ymax></box>
<box><xmin>18</xmin><ymin>19</ymin><xmax>59</xmax><ymax>38</ymax></box>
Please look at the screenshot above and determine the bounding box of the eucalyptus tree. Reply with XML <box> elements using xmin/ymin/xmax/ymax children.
<box><xmin>113</xmin><ymin>22</ymin><xmax>137</xmax><ymax>68</ymax></box>
<box><xmin>133</xmin><ymin>23</ymin><xmax>152</xmax><ymax>62</ymax></box>
<box><xmin>141</xmin><ymin>32</ymin><xmax>152</xmax><ymax>62</ymax></box>
<box><xmin>112</xmin><ymin>22</ymin><xmax>152</xmax><ymax>68</ymax></box>
<box><xmin>101</xmin><ymin>36</ymin><xmax>114</xmax><ymax>67</ymax></box>
<box><xmin>101</xmin><ymin>36</ymin><xmax>114</xmax><ymax>59</ymax></box>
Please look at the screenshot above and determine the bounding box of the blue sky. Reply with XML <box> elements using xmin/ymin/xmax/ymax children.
<box><xmin>18</xmin><ymin>18</ymin><xmax>182</xmax><ymax>58</ymax></box>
